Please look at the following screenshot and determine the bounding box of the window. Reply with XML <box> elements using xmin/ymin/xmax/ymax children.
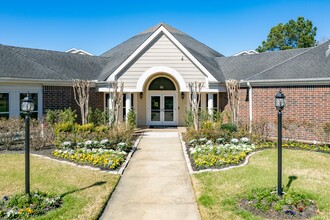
<box><xmin>0</xmin><ymin>93</ymin><xmax>9</xmax><ymax>118</ymax></box>
<box><xmin>206</xmin><ymin>94</ymin><xmax>218</xmax><ymax>112</ymax></box>
<box><xmin>123</xmin><ymin>94</ymin><xmax>134</xmax><ymax>121</ymax></box>
<box><xmin>20</xmin><ymin>93</ymin><xmax>38</xmax><ymax>119</ymax></box>
<box><xmin>148</xmin><ymin>77</ymin><xmax>176</xmax><ymax>90</ymax></box>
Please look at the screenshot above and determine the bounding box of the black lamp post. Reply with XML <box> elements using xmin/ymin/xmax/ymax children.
<box><xmin>275</xmin><ymin>89</ymin><xmax>286</xmax><ymax>196</ymax></box>
<box><xmin>21</xmin><ymin>93</ymin><xmax>35</xmax><ymax>195</ymax></box>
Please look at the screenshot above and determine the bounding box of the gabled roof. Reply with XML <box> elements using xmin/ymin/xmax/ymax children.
<box><xmin>99</xmin><ymin>23</ymin><xmax>225</xmax><ymax>82</ymax></box>
<box><xmin>0</xmin><ymin>44</ymin><xmax>109</xmax><ymax>81</ymax></box>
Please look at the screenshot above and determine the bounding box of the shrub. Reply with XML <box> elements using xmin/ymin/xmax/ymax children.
<box><xmin>88</xmin><ymin>108</ymin><xmax>107</xmax><ymax>126</ymax></box>
<box><xmin>0</xmin><ymin>118</ymin><xmax>24</xmax><ymax>150</ymax></box>
<box><xmin>58</xmin><ymin>108</ymin><xmax>77</xmax><ymax>124</ymax></box>
<box><xmin>127</xmin><ymin>109</ymin><xmax>136</xmax><ymax>129</ymax></box>
<box><xmin>54</xmin><ymin>122</ymin><xmax>76</xmax><ymax>133</ymax></box>
<box><xmin>76</xmin><ymin>123</ymin><xmax>94</xmax><ymax>132</ymax></box>
<box><xmin>45</xmin><ymin>108</ymin><xmax>77</xmax><ymax>125</ymax></box>
<box><xmin>220</xmin><ymin>123</ymin><xmax>238</xmax><ymax>133</ymax></box>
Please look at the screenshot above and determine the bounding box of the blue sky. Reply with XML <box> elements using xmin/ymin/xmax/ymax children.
<box><xmin>0</xmin><ymin>0</ymin><xmax>329</xmax><ymax>56</ymax></box>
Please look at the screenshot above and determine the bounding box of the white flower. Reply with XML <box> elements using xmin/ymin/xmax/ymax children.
<box><xmin>240</xmin><ymin>137</ymin><xmax>250</xmax><ymax>143</ymax></box>
<box><xmin>85</xmin><ymin>140</ymin><xmax>92</xmax><ymax>145</ymax></box>
<box><xmin>100</xmin><ymin>139</ymin><xmax>109</xmax><ymax>145</ymax></box>
<box><xmin>61</xmin><ymin>141</ymin><xmax>71</xmax><ymax>147</ymax></box>
<box><xmin>230</xmin><ymin>138</ymin><xmax>239</xmax><ymax>144</ymax></box>
<box><xmin>206</xmin><ymin>140</ymin><xmax>213</xmax><ymax>145</ymax></box>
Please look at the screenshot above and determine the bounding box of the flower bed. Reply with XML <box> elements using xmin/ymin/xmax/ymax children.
<box><xmin>239</xmin><ymin>187</ymin><xmax>318</xmax><ymax>219</ymax></box>
<box><xmin>257</xmin><ymin>141</ymin><xmax>330</xmax><ymax>153</ymax></box>
<box><xmin>0</xmin><ymin>192</ymin><xmax>61</xmax><ymax>219</ymax></box>
<box><xmin>52</xmin><ymin>147</ymin><xmax>127</xmax><ymax>170</ymax></box>
<box><xmin>188</xmin><ymin>138</ymin><xmax>255</xmax><ymax>170</ymax></box>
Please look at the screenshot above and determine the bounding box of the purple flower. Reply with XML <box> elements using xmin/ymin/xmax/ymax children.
<box><xmin>3</xmin><ymin>196</ymin><xmax>8</xmax><ymax>201</ymax></box>
<box><xmin>285</xmin><ymin>210</ymin><xmax>295</xmax><ymax>215</ymax></box>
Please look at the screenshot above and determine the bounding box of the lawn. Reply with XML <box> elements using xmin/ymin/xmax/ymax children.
<box><xmin>0</xmin><ymin>154</ymin><xmax>120</xmax><ymax>219</ymax></box>
<box><xmin>192</xmin><ymin>149</ymin><xmax>330</xmax><ymax>220</ymax></box>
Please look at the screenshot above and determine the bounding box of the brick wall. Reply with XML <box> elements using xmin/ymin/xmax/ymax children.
<box><xmin>238</xmin><ymin>85</ymin><xmax>330</xmax><ymax>142</ymax></box>
<box><xmin>43</xmin><ymin>86</ymin><xmax>104</xmax><ymax>121</ymax></box>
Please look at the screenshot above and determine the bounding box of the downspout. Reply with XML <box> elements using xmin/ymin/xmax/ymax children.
<box><xmin>247</xmin><ymin>82</ymin><xmax>253</xmax><ymax>133</ymax></box>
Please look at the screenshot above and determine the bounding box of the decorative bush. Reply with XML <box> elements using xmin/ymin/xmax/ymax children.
<box><xmin>188</xmin><ymin>137</ymin><xmax>255</xmax><ymax>168</ymax></box>
<box><xmin>0</xmin><ymin>191</ymin><xmax>61</xmax><ymax>219</ymax></box>
<box><xmin>88</xmin><ymin>108</ymin><xmax>108</xmax><ymax>126</ymax></box>
<box><xmin>52</xmin><ymin>147</ymin><xmax>127</xmax><ymax>170</ymax></box>
<box><xmin>127</xmin><ymin>109</ymin><xmax>136</xmax><ymax>129</ymax></box>
<box><xmin>46</xmin><ymin>108</ymin><xmax>77</xmax><ymax>125</ymax></box>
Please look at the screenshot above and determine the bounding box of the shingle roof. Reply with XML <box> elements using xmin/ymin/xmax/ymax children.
<box><xmin>1</xmin><ymin>23</ymin><xmax>329</xmax><ymax>84</ymax></box>
<box><xmin>99</xmin><ymin>23</ymin><xmax>225</xmax><ymax>81</ymax></box>
<box><xmin>216</xmin><ymin>40</ymin><xmax>330</xmax><ymax>81</ymax></box>
<box><xmin>216</xmin><ymin>48</ymin><xmax>310</xmax><ymax>80</ymax></box>
<box><xmin>247</xmin><ymin>41</ymin><xmax>330</xmax><ymax>80</ymax></box>
<box><xmin>0</xmin><ymin>44</ymin><xmax>110</xmax><ymax>80</ymax></box>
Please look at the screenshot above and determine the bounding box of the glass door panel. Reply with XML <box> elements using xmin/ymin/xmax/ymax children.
<box><xmin>164</xmin><ymin>96</ymin><xmax>174</xmax><ymax>122</ymax></box>
<box><xmin>151</xmin><ymin>96</ymin><xmax>161</xmax><ymax>122</ymax></box>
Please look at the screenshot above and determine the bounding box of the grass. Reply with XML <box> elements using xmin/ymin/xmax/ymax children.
<box><xmin>0</xmin><ymin>154</ymin><xmax>120</xmax><ymax>219</ymax></box>
<box><xmin>192</xmin><ymin>149</ymin><xmax>330</xmax><ymax>220</ymax></box>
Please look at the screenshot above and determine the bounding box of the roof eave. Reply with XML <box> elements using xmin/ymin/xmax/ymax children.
<box><xmin>240</xmin><ymin>78</ymin><xmax>330</xmax><ymax>87</ymax></box>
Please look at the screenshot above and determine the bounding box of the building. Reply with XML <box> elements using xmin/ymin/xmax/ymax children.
<box><xmin>0</xmin><ymin>23</ymin><xmax>329</xmax><ymax>142</ymax></box>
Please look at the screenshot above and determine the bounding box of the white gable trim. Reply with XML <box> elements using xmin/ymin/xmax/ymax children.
<box><xmin>106</xmin><ymin>25</ymin><xmax>217</xmax><ymax>82</ymax></box>
<box><xmin>136</xmin><ymin>66</ymin><xmax>188</xmax><ymax>92</ymax></box>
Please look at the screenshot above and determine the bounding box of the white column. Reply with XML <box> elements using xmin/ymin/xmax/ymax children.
<box><xmin>207</xmin><ymin>93</ymin><xmax>213</xmax><ymax>118</ymax></box>
<box><xmin>108</xmin><ymin>93</ymin><xmax>113</xmax><ymax>125</ymax></box>
<box><xmin>125</xmin><ymin>92</ymin><xmax>131</xmax><ymax>121</ymax></box>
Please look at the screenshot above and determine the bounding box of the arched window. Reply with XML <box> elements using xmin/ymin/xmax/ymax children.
<box><xmin>148</xmin><ymin>77</ymin><xmax>176</xmax><ymax>90</ymax></box>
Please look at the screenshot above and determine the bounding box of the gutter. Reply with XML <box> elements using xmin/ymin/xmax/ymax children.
<box><xmin>247</xmin><ymin>82</ymin><xmax>253</xmax><ymax>133</ymax></box>
<box><xmin>239</xmin><ymin>78</ymin><xmax>330</xmax><ymax>87</ymax></box>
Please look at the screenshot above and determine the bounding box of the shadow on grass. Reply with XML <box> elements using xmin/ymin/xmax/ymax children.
<box><xmin>61</xmin><ymin>181</ymin><xmax>106</xmax><ymax>198</ymax></box>
<box><xmin>286</xmin><ymin>176</ymin><xmax>298</xmax><ymax>190</ymax></box>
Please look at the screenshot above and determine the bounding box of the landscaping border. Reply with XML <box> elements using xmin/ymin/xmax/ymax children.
<box><xmin>179</xmin><ymin>132</ymin><xmax>258</xmax><ymax>174</ymax></box>
<box><xmin>32</xmin><ymin>132</ymin><xmax>143</xmax><ymax>175</ymax></box>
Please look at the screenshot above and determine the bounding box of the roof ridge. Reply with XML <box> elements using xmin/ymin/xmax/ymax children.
<box><xmin>3</xmin><ymin>45</ymin><xmax>70</xmax><ymax>79</ymax></box>
<box><xmin>245</xmin><ymin>46</ymin><xmax>316</xmax><ymax>80</ymax></box>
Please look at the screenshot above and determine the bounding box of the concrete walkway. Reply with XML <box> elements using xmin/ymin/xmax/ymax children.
<box><xmin>100</xmin><ymin>131</ymin><xmax>201</xmax><ymax>220</ymax></box>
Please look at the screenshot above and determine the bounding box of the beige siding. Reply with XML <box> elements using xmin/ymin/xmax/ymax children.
<box><xmin>118</xmin><ymin>34</ymin><xmax>206</xmax><ymax>89</ymax></box>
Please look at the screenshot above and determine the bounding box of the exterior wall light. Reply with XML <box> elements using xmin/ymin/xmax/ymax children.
<box><xmin>21</xmin><ymin>93</ymin><xmax>35</xmax><ymax>195</ymax></box>
<box><xmin>139</xmin><ymin>92</ymin><xmax>143</xmax><ymax>99</ymax></box>
<box><xmin>275</xmin><ymin>89</ymin><xmax>285</xmax><ymax>196</ymax></box>
<box><xmin>181</xmin><ymin>92</ymin><xmax>184</xmax><ymax>99</ymax></box>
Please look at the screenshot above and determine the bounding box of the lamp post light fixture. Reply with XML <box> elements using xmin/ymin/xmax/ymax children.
<box><xmin>275</xmin><ymin>89</ymin><xmax>286</xmax><ymax>196</ymax></box>
<box><xmin>21</xmin><ymin>93</ymin><xmax>35</xmax><ymax>195</ymax></box>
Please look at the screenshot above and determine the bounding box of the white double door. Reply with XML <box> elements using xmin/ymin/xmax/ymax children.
<box><xmin>148</xmin><ymin>93</ymin><xmax>177</xmax><ymax>126</ymax></box>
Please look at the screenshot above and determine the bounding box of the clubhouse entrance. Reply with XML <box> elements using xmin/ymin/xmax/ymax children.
<box><xmin>146</xmin><ymin>76</ymin><xmax>178</xmax><ymax>126</ymax></box>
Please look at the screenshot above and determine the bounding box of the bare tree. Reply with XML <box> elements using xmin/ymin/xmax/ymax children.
<box><xmin>108</xmin><ymin>81</ymin><xmax>124</xmax><ymax>126</ymax></box>
<box><xmin>225</xmin><ymin>79</ymin><xmax>240</xmax><ymax>125</ymax></box>
<box><xmin>188</xmin><ymin>82</ymin><xmax>204</xmax><ymax>130</ymax></box>
<box><xmin>73</xmin><ymin>79</ymin><xmax>90</xmax><ymax>125</ymax></box>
